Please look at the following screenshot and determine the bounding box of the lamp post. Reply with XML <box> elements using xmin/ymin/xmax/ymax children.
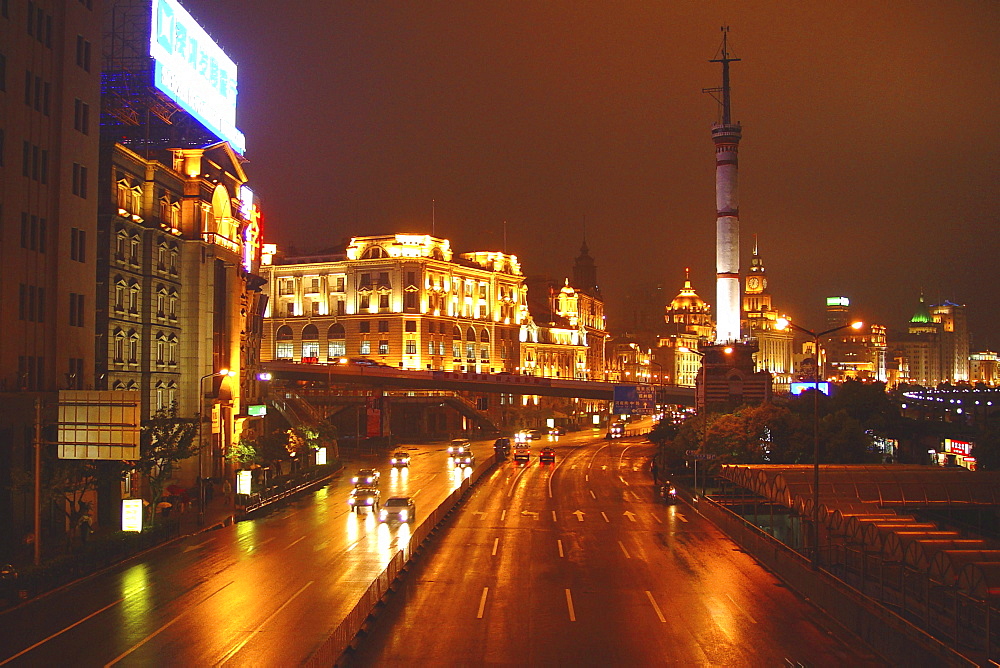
<box><xmin>198</xmin><ymin>368</ymin><xmax>234</xmax><ymax>525</ymax></box>
<box><xmin>776</xmin><ymin>317</ymin><xmax>862</xmax><ymax>567</ymax></box>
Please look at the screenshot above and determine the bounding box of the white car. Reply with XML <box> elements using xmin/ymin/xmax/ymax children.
<box><xmin>351</xmin><ymin>469</ymin><xmax>380</xmax><ymax>486</ymax></box>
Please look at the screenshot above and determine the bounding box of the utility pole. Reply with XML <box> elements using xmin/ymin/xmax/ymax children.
<box><xmin>33</xmin><ymin>398</ymin><xmax>42</xmax><ymax>566</ymax></box>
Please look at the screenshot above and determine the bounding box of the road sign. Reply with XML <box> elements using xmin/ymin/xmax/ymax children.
<box><xmin>613</xmin><ymin>385</ymin><xmax>655</xmax><ymax>415</ymax></box>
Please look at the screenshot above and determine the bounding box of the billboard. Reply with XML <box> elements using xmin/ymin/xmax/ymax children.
<box><xmin>612</xmin><ymin>385</ymin><xmax>655</xmax><ymax>415</ymax></box>
<box><xmin>790</xmin><ymin>381</ymin><xmax>832</xmax><ymax>396</ymax></box>
<box><xmin>150</xmin><ymin>0</ymin><xmax>246</xmax><ymax>153</ymax></box>
<box><xmin>58</xmin><ymin>391</ymin><xmax>141</xmax><ymax>460</ymax></box>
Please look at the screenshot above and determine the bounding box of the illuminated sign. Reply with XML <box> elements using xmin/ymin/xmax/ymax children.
<box><xmin>247</xmin><ymin>404</ymin><xmax>267</xmax><ymax>417</ymax></box>
<box><xmin>316</xmin><ymin>447</ymin><xmax>327</xmax><ymax>466</ymax></box>
<box><xmin>242</xmin><ymin>205</ymin><xmax>260</xmax><ymax>271</ymax></box>
<box><xmin>613</xmin><ymin>385</ymin><xmax>655</xmax><ymax>415</ymax></box>
<box><xmin>826</xmin><ymin>296</ymin><xmax>850</xmax><ymax>307</ymax></box>
<box><xmin>237</xmin><ymin>470</ymin><xmax>252</xmax><ymax>495</ymax></box>
<box><xmin>122</xmin><ymin>499</ymin><xmax>143</xmax><ymax>532</ymax></box>
<box><xmin>150</xmin><ymin>0</ymin><xmax>246</xmax><ymax>153</ymax></box>
<box><xmin>944</xmin><ymin>439</ymin><xmax>973</xmax><ymax>456</ymax></box>
<box><xmin>790</xmin><ymin>382</ymin><xmax>832</xmax><ymax>396</ymax></box>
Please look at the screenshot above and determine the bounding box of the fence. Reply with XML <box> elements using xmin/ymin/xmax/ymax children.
<box><xmin>696</xmin><ymin>495</ymin><xmax>976</xmax><ymax>667</ymax></box>
<box><xmin>305</xmin><ymin>452</ymin><xmax>498</xmax><ymax>667</ymax></box>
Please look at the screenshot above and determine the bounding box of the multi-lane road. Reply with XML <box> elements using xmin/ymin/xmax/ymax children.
<box><xmin>0</xmin><ymin>430</ymin><xmax>883</xmax><ymax>666</ymax></box>
<box><xmin>347</xmin><ymin>432</ymin><xmax>885</xmax><ymax>667</ymax></box>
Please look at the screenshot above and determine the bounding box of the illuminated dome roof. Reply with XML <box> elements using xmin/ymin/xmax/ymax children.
<box><xmin>910</xmin><ymin>293</ymin><xmax>933</xmax><ymax>324</ymax></box>
<box><xmin>669</xmin><ymin>268</ymin><xmax>708</xmax><ymax>312</ymax></box>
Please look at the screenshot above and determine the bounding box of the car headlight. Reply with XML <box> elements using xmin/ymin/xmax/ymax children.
<box><xmin>380</xmin><ymin>510</ymin><xmax>387</xmax><ymax>520</ymax></box>
<box><xmin>390</xmin><ymin>459</ymin><xmax>396</xmax><ymax>463</ymax></box>
<box><xmin>366</xmin><ymin>499</ymin><xmax>373</xmax><ymax>505</ymax></box>
<box><xmin>399</xmin><ymin>510</ymin><xmax>408</xmax><ymax>520</ymax></box>
<box><xmin>351</xmin><ymin>477</ymin><xmax>359</xmax><ymax>483</ymax></box>
<box><xmin>348</xmin><ymin>498</ymin><xmax>355</xmax><ymax>504</ymax></box>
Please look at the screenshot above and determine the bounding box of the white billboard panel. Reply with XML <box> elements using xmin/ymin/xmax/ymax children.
<box><xmin>150</xmin><ymin>0</ymin><xmax>245</xmax><ymax>153</ymax></box>
<box><xmin>58</xmin><ymin>391</ymin><xmax>141</xmax><ymax>460</ymax></box>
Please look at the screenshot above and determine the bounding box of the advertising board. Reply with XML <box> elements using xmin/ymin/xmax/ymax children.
<box><xmin>150</xmin><ymin>0</ymin><xmax>245</xmax><ymax>153</ymax></box>
<box><xmin>58</xmin><ymin>391</ymin><xmax>141</xmax><ymax>460</ymax></box>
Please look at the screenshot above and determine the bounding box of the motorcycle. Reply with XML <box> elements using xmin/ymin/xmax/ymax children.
<box><xmin>658</xmin><ymin>484</ymin><xmax>677</xmax><ymax>504</ymax></box>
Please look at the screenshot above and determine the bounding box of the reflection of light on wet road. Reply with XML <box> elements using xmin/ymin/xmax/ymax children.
<box><xmin>388</xmin><ymin>467</ymin><xmax>409</xmax><ymax>494</ymax></box>
<box><xmin>118</xmin><ymin>563</ymin><xmax>152</xmax><ymax>634</ymax></box>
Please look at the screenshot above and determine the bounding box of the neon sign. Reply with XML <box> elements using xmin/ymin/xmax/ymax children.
<box><xmin>150</xmin><ymin>0</ymin><xmax>246</xmax><ymax>153</ymax></box>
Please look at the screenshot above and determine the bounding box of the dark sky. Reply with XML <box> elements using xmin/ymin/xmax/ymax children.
<box><xmin>183</xmin><ymin>1</ymin><xmax>1000</xmax><ymax>350</ymax></box>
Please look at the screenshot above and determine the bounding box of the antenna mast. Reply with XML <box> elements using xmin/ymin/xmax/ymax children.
<box><xmin>703</xmin><ymin>26</ymin><xmax>741</xmax><ymax>124</ymax></box>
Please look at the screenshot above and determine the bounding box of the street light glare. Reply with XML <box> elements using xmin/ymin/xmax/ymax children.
<box><xmin>851</xmin><ymin>321</ymin><xmax>864</xmax><ymax>330</ymax></box>
<box><xmin>775</xmin><ymin>317</ymin><xmax>790</xmax><ymax>331</ymax></box>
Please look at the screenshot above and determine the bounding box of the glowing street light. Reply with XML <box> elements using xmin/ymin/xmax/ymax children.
<box><xmin>774</xmin><ymin>317</ymin><xmax>863</xmax><ymax>567</ymax></box>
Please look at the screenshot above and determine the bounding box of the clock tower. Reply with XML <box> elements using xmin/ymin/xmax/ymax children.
<box><xmin>743</xmin><ymin>236</ymin><xmax>770</xmax><ymax>318</ymax></box>
<box><xmin>740</xmin><ymin>237</ymin><xmax>794</xmax><ymax>386</ymax></box>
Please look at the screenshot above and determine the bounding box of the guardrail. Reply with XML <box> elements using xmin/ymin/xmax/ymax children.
<box><xmin>305</xmin><ymin>453</ymin><xmax>498</xmax><ymax>667</ymax></box>
<box><xmin>695</xmin><ymin>495</ymin><xmax>976</xmax><ymax>667</ymax></box>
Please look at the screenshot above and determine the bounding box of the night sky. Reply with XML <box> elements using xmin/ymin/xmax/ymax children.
<box><xmin>183</xmin><ymin>1</ymin><xmax>1000</xmax><ymax>351</ymax></box>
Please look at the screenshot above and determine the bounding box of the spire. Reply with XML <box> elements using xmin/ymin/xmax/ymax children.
<box><xmin>753</xmin><ymin>233</ymin><xmax>758</xmax><ymax>256</ymax></box>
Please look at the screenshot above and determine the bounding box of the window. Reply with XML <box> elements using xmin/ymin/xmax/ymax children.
<box><xmin>75</xmin><ymin>36</ymin><xmax>91</xmax><ymax>72</ymax></box>
<box><xmin>285</xmin><ymin>303</ymin><xmax>294</xmax><ymax>317</ymax></box>
<box><xmin>71</xmin><ymin>228</ymin><xmax>86</xmax><ymax>262</ymax></box>
<box><xmin>453</xmin><ymin>342</ymin><xmax>462</xmax><ymax>359</ymax></box>
<box><xmin>74</xmin><ymin>99</ymin><xmax>90</xmax><ymax>134</ymax></box>
<box><xmin>379</xmin><ymin>293</ymin><xmax>389</xmax><ymax>309</ymax></box>
<box><xmin>156</xmin><ymin>290</ymin><xmax>165</xmax><ymax>316</ymax></box>
<box><xmin>328</xmin><ymin>340</ymin><xmax>346</xmax><ymax>357</ymax></box>
<box><xmin>378</xmin><ymin>320</ymin><xmax>389</xmax><ymax>333</ymax></box>
<box><xmin>114</xmin><ymin>332</ymin><xmax>125</xmax><ymax>362</ymax></box>
<box><xmin>129</xmin><ymin>237</ymin><xmax>139</xmax><ymax>263</ymax></box>
<box><xmin>276</xmin><ymin>325</ymin><xmax>293</xmax><ymax>359</ymax></box>
<box><xmin>168</xmin><ymin>291</ymin><xmax>178</xmax><ymax>319</ymax></box>
<box><xmin>428</xmin><ymin>341</ymin><xmax>436</xmax><ymax>356</ymax></box>
<box><xmin>128</xmin><ymin>284</ymin><xmax>139</xmax><ymax>312</ymax></box>
<box><xmin>115</xmin><ymin>231</ymin><xmax>127</xmax><ymax>259</ymax></box>
<box><xmin>302</xmin><ymin>341</ymin><xmax>319</xmax><ymax>358</ymax></box>
<box><xmin>336</xmin><ymin>300</ymin><xmax>345</xmax><ymax>315</ymax></box>
<box><xmin>481</xmin><ymin>346</ymin><xmax>490</xmax><ymax>361</ymax></box>
<box><xmin>359</xmin><ymin>321</ymin><xmax>370</xmax><ymax>333</ymax></box>
<box><xmin>335</xmin><ymin>277</ymin><xmax>345</xmax><ymax>292</ymax></box>
<box><xmin>114</xmin><ymin>281</ymin><xmax>125</xmax><ymax>311</ymax></box>
<box><xmin>466</xmin><ymin>343</ymin><xmax>475</xmax><ymax>360</ymax></box>
<box><xmin>359</xmin><ymin>340</ymin><xmax>371</xmax><ymax>355</ymax></box>
<box><xmin>405</xmin><ymin>320</ymin><xmax>417</xmax><ymax>332</ymax></box>
<box><xmin>156</xmin><ymin>338</ymin><xmax>165</xmax><ymax>364</ymax></box>
<box><xmin>68</xmin><ymin>357</ymin><xmax>84</xmax><ymax>389</ymax></box>
<box><xmin>359</xmin><ymin>294</ymin><xmax>369</xmax><ymax>310</ymax></box>
<box><xmin>168</xmin><ymin>337</ymin><xmax>178</xmax><ymax>364</ymax></box>
<box><xmin>69</xmin><ymin>293</ymin><xmax>84</xmax><ymax>327</ymax></box>
<box><xmin>405</xmin><ymin>340</ymin><xmax>417</xmax><ymax>355</ymax></box>
<box><xmin>378</xmin><ymin>340</ymin><xmax>389</xmax><ymax>355</ymax></box>
<box><xmin>72</xmin><ymin>163</ymin><xmax>88</xmax><ymax>197</ymax></box>
<box><xmin>378</xmin><ymin>272</ymin><xmax>389</xmax><ymax>287</ymax></box>
<box><xmin>128</xmin><ymin>335</ymin><xmax>138</xmax><ymax>363</ymax></box>
<box><xmin>406</xmin><ymin>271</ymin><xmax>416</xmax><ymax>287</ymax></box>
<box><xmin>404</xmin><ymin>291</ymin><xmax>418</xmax><ymax>310</ymax></box>
<box><xmin>311</xmin><ymin>301</ymin><xmax>320</xmax><ymax>315</ymax></box>
<box><xmin>309</xmin><ymin>277</ymin><xmax>320</xmax><ymax>292</ymax></box>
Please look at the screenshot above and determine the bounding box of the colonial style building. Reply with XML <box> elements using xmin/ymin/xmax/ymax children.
<box><xmin>653</xmin><ymin>269</ymin><xmax>714</xmax><ymax>388</ymax></box>
<box><xmin>741</xmin><ymin>241</ymin><xmax>794</xmax><ymax>389</ymax></box>
<box><xmin>896</xmin><ymin>294</ymin><xmax>970</xmax><ymax>386</ymax></box>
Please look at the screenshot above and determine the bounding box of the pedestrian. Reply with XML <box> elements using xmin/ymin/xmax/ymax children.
<box><xmin>222</xmin><ymin>478</ymin><xmax>232</xmax><ymax>506</ymax></box>
<box><xmin>205</xmin><ymin>478</ymin><xmax>215</xmax><ymax>503</ymax></box>
<box><xmin>79</xmin><ymin>509</ymin><xmax>93</xmax><ymax>543</ymax></box>
<box><xmin>651</xmin><ymin>459</ymin><xmax>659</xmax><ymax>485</ymax></box>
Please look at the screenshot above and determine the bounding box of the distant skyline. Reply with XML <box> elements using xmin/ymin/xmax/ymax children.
<box><xmin>183</xmin><ymin>1</ymin><xmax>1000</xmax><ymax>350</ymax></box>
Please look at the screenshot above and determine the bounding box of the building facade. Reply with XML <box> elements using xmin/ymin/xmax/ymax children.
<box><xmin>655</xmin><ymin>269</ymin><xmax>714</xmax><ymax>388</ymax></box>
<box><xmin>741</xmin><ymin>241</ymin><xmax>794</xmax><ymax>388</ymax></box>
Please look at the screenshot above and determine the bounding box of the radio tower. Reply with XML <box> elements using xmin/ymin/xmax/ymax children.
<box><xmin>705</xmin><ymin>27</ymin><xmax>742</xmax><ymax>344</ymax></box>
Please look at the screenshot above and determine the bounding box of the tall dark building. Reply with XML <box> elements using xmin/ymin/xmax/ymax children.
<box><xmin>572</xmin><ymin>240</ymin><xmax>600</xmax><ymax>297</ymax></box>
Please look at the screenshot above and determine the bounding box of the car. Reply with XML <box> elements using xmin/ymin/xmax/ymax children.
<box><xmin>347</xmin><ymin>357</ymin><xmax>382</xmax><ymax>366</ymax></box>
<box><xmin>513</xmin><ymin>447</ymin><xmax>530</xmax><ymax>464</ymax></box>
<box><xmin>351</xmin><ymin>468</ymin><xmax>380</xmax><ymax>486</ymax></box>
<box><xmin>453</xmin><ymin>451</ymin><xmax>475</xmax><ymax>468</ymax></box>
<box><xmin>539</xmin><ymin>447</ymin><xmax>556</xmax><ymax>464</ymax></box>
<box><xmin>607</xmin><ymin>423</ymin><xmax>625</xmax><ymax>439</ymax></box>
<box><xmin>526</xmin><ymin>429</ymin><xmax>543</xmax><ymax>441</ymax></box>
<box><xmin>390</xmin><ymin>451</ymin><xmax>410</xmax><ymax>467</ymax></box>
<box><xmin>348</xmin><ymin>486</ymin><xmax>380</xmax><ymax>513</ymax></box>
<box><xmin>379</xmin><ymin>497</ymin><xmax>416</xmax><ymax>523</ymax></box>
<box><xmin>548</xmin><ymin>426</ymin><xmax>566</xmax><ymax>437</ymax></box>
<box><xmin>493</xmin><ymin>437</ymin><xmax>511</xmax><ymax>458</ymax></box>
<box><xmin>448</xmin><ymin>438</ymin><xmax>471</xmax><ymax>455</ymax></box>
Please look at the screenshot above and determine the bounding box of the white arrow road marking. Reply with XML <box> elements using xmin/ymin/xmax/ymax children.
<box><xmin>645</xmin><ymin>591</ymin><xmax>667</xmax><ymax>623</ymax></box>
<box><xmin>601</xmin><ymin>465</ymin><xmax>608</xmax><ymax>470</ymax></box>
<box><xmin>601</xmin><ymin>511</ymin><xmax>610</xmax><ymax>523</ymax></box>
<box><xmin>521</xmin><ymin>510</ymin><xmax>538</xmax><ymax>519</ymax></box>
<box><xmin>472</xmin><ymin>511</ymin><xmax>486</xmax><ymax>518</ymax></box>
<box><xmin>623</xmin><ymin>511</ymin><xmax>637</xmax><ymax>522</ymax></box>
<box><xmin>618</xmin><ymin>540</ymin><xmax>631</xmax><ymax>559</ymax></box>
<box><xmin>565</xmin><ymin>589</ymin><xmax>576</xmax><ymax>622</ymax></box>
<box><xmin>571</xmin><ymin>464</ymin><xmax>577</xmax><ymax>469</ymax></box>
<box><xmin>477</xmin><ymin>587</ymin><xmax>489</xmax><ymax>619</ymax></box>
<box><xmin>572</xmin><ymin>510</ymin><xmax>585</xmax><ymax>521</ymax></box>
<box><xmin>492</xmin><ymin>538</ymin><xmax>499</xmax><ymax>556</ymax></box>
<box><xmin>557</xmin><ymin>539</ymin><xmax>565</xmax><ymax>557</ymax></box>
<box><xmin>675</xmin><ymin>512</ymin><xmax>688</xmax><ymax>523</ymax></box>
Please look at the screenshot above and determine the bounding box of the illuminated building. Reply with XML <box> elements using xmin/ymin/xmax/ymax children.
<box><xmin>97</xmin><ymin>0</ymin><xmax>265</xmax><ymax>506</ymax></box>
<box><xmin>260</xmin><ymin>235</ymin><xmax>527</xmax><ymax>373</ymax></box>
<box><xmin>970</xmin><ymin>351</ymin><xmax>999</xmax><ymax>385</ymax></box>
<box><xmin>655</xmin><ymin>269</ymin><xmax>714</xmax><ymax>388</ymax></box>
<box><xmin>0</xmin><ymin>1</ymin><xmax>103</xmax><ymax>538</ymax></box>
<box><xmin>741</xmin><ymin>240</ymin><xmax>794</xmax><ymax>388</ymax></box>
<box><xmin>897</xmin><ymin>293</ymin><xmax>970</xmax><ymax>386</ymax></box>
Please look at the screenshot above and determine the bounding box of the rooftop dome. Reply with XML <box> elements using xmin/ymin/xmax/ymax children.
<box><xmin>669</xmin><ymin>268</ymin><xmax>708</xmax><ymax>312</ymax></box>
<box><xmin>910</xmin><ymin>293</ymin><xmax>933</xmax><ymax>324</ymax></box>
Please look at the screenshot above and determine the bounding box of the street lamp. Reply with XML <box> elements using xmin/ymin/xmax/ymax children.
<box><xmin>198</xmin><ymin>368</ymin><xmax>235</xmax><ymax>524</ymax></box>
<box><xmin>775</xmin><ymin>317</ymin><xmax>862</xmax><ymax>567</ymax></box>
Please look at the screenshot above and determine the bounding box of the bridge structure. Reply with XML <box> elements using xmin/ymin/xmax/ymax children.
<box><xmin>260</xmin><ymin>360</ymin><xmax>696</xmax><ymax>406</ymax></box>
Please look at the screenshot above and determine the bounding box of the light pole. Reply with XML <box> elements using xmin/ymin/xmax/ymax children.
<box><xmin>198</xmin><ymin>368</ymin><xmax>234</xmax><ymax>524</ymax></box>
<box><xmin>776</xmin><ymin>317</ymin><xmax>862</xmax><ymax>567</ymax></box>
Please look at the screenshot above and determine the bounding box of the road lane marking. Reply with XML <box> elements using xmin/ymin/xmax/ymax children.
<box><xmin>675</xmin><ymin>511</ymin><xmax>689</xmax><ymax>523</ymax></box>
<box><xmin>572</xmin><ymin>510</ymin><xmax>585</xmax><ymax>521</ymax></box>
<box><xmin>565</xmin><ymin>589</ymin><xmax>576</xmax><ymax>622</ymax></box>
<box><xmin>217</xmin><ymin>581</ymin><xmax>314</xmax><ymax>665</ymax></box>
<box><xmin>585</xmin><ymin>474</ymin><xmax>589</xmax><ymax>482</ymax></box>
<box><xmin>589</xmin><ymin>490</ymin><xmax>596</xmax><ymax>499</ymax></box>
<box><xmin>645</xmin><ymin>591</ymin><xmax>667</xmax><ymax>623</ymax></box>
<box><xmin>651</xmin><ymin>514</ymin><xmax>663</xmax><ymax>524</ymax></box>
<box><xmin>618</xmin><ymin>445</ymin><xmax>632</xmax><ymax>471</ymax></box>
<box><xmin>412</xmin><ymin>488</ymin><xmax>423</xmax><ymax>498</ymax></box>
<box><xmin>0</xmin><ymin>597</ymin><xmax>125</xmax><ymax>665</ymax></box>
<box><xmin>726</xmin><ymin>594</ymin><xmax>758</xmax><ymax>624</ymax></box>
<box><xmin>521</xmin><ymin>510</ymin><xmax>538</xmax><ymax>519</ymax></box>
<box><xmin>477</xmin><ymin>587</ymin><xmax>489</xmax><ymax>619</ymax></box>
<box><xmin>105</xmin><ymin>581</ymin><xmax>234</xmax><ymax>667</ymax></box>
<box><xmin>623</xmin><ymin>511</ymin><xmax>637</xmax><ymax>522</ymax></box>
<box><xmin>619</xmin><ymin>476</ymin><xmax>630</xmax><ymax>486</ymax></box>
<box><xmin>500</xmin><ymin>509</ymin><xmax>506</xmax><ymax>522</ymax></box>
<box><xmin>285</xmin><ymin>535</ymin><xmax>307</xmax><ymax>550</ymax></box>
<box><xmin>601</xmin><ymin>511</ymin><xmax>610</xmax><ymax>523</ymax></box>
<box><xmin>557</xmin><ymin>539</ymin><xmax>564</xmax><ymax>557</ymax></box>
<box><xmin>492</xmin><ymin>538</ymin><xmax>499</xmax><ymax>556</ymax></box>
<box><xmin>618</xmin><ymin>540</ymin><xmax>631</xmax><ymax>559</ymax></box>
<box><xmin>551</xmin><ymin>510</ymin><xmax>557</xmax><ymax>522</ymax></box>
<box><xmin>588</xmin><ymin>443</ymin><xmax>610</xmax><ymax>471</ymax></box>
<box><xmin>472</xmin><ymin>511</ymin><xmax>486</xmax><ymax>518</ymax></box>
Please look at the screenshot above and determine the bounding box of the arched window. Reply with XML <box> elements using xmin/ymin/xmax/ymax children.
<box><xmin>466</xmin><ymin>327</ymin><xmax>476</xmax><ymax>341</ymax></box>
<box><xmin>167</xmin><ymin>290</ymin><xmax>178</xmax><ymax>319</ymax></box>
<box><xmin>453</xmin><ymin>325</ymin><xmax>462</xmax><ymax>339</ymax></box>
<box><xmin>276</xmin><ymin>325</ymin><xmax>294</xmax><ymax>359</ymax></box>
<box><xmin>113</xmin><ymin>329</ymin><xmax>125</xmax><ymax>362</ymax></box>
<box><xmin>361</xmin><ymin>246</ymin><xmax>386</xmax><ymax>259</ymax></box>
<box><xmin>328</xmin><ymin>324</ymin><xmax>346</xmax><ymax>358</ymax></box>
<box><xmin>301</xmin><ymin>324</ymin><xmax>319</xmax><ymax>359</ymax></box>
<box><xmin>480</xmin><ymin>330</ymin><xmax>490</xmax><ymax>342</ymax></box>
<box><xmin>128</xmin><ymin>331</ymin><xmax>140</xmax><ymax>363</ymax></box>
<box><xmin>155</xmin><ymin>382</ymin><xmax>165</xmax><ymax>411</ymax></box>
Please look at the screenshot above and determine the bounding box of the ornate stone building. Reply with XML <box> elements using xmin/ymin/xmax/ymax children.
<box><xmin>654</xmin><ymin>269</ymin><xmax>714</xmax><ymax>388</ymax></box>
<box><xmin>741</xmin><ymin>241</ymin><xmax>794</xmax><ymax>388</ymax></box>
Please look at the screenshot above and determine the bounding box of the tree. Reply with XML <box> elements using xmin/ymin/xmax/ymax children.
<box><xmin>135</xmin><ymin>407</ymin><xmax>198</xmax><ymax>524</ymax></box>
<box><xmin>972</xmin><ymin>413</ymin><xmax>1000</xmax><ymax>471</ymax></box>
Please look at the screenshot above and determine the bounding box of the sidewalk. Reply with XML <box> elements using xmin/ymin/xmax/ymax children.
<box><xmin>174</xmin><ymin>493</ymin><xmax>237</xmax><ymax>537</ymax></box>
